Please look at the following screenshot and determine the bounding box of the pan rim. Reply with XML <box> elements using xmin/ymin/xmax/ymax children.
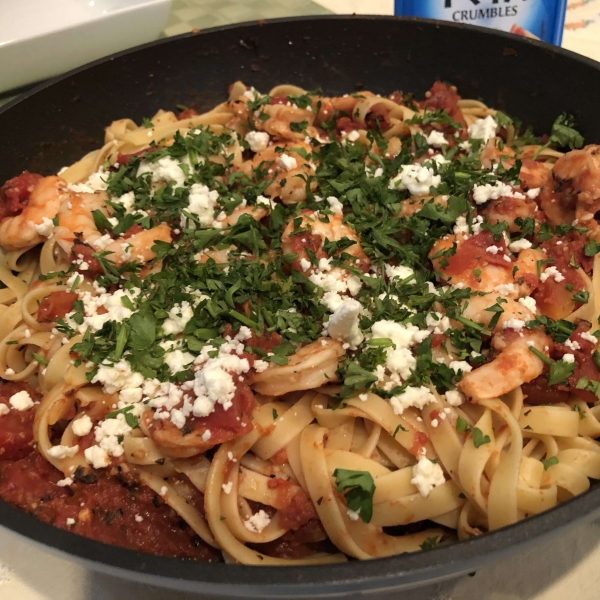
<box><xmin>1</xmin><ymin>14</ymin><xmax>600</xmax><ymax>595</ymax></box>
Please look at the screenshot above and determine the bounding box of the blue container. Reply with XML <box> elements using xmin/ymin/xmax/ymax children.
<box><xmin>395</xmin><ymin>0</ymin><xmax>568</xmax><ymax>45</ymax></box>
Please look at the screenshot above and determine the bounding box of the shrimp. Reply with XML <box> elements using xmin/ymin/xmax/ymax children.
<box><xmin>460</xmin><ymin>294</ymin><xmax>536</xmax><ymax>328</ymax></box>
<box><xmin>251</xmin><ymin>338</ymin><xmax>345</xmax><ymax>396</ymax></box>
<box><xmin>0</xmin><ymin>176</ymin><xmax>68</xmax><ymax>251</ymax></box>
<box><xmin>480</xmin><ymin>138</ymin><xmax>515</xmax><ymax>170</ymax></box>
<box><xmin>241</xmin><ymin>142</ymin><xmax>316</xmax><ymax>205</ymax></box>
<box><xmin>513</xmin><ymin>248</ymin><xmax>545</xmax><ymax>296</ymax></box>
<box><xmin>460</xmin><ymin>329</ymin><xmax>551</xmax><ymax>400</ymax></box>
<box><xmin>281</xmin><ymin>210</ymin><xmax>370</xmax><ymax>277</ymax></box>
<box><xmin>253</xmin><ymin>103</ymin><xmax>318</xmax><ymax>141</ymax></box>
<box><xmin>56</xmin><ymin>191</ymin><xmax>172</xmax><ymax>265</ymax></box>
<box><xmin>106</xmin><ymin>224</ymin><xmax>172</xmax><ymax>264</ymax></box>
<box><xmin>401</xmin><ymin>195</ymin><xmax>447</xmax><ymax>218</ymax></box>
<box><xmin>458</xmin><ymin>292</ymin><xmax>550</xmax><ymax>399</ymax></box>
<box><xmin>214</xmin><ymin>203</ymin><xmax>269</xmax><ymax>228</ymax></box>
<box><xmin>519</xmin><ymin>159</ymin><xmax>551</xmax><ymax>190</ymax></box>
<box><xmin>539</xmin><ymin>145</ymin><xmax>600</xmax><ymax>238</ymax></box>
<box><xmin>480</xmin><ymin>194</ymin><xmax>545</xmax><ymax>233</ymax></box>
<box><xmin>429</xmin><ymin>232</ymin><xmax>514</xmax><ymax>292</ymax></box>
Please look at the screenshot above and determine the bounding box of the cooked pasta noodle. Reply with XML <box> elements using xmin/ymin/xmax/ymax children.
<box><xmin>0</xmin><ymin>80</ymin><xmax>599</xmax><ymax>564</ymax></box>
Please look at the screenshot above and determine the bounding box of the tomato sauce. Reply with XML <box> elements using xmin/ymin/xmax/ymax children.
<box><xmin>0</xmin><ymin>172</ymin><xmax>43</xmax><ymax>222</ymax></box>
<box><xmin>266</xmin><ymin>479</ymin><xmax>316</xmax><ymax>531</ymax></box>
<box><xmin>0</xmin><ymin>382</ymin><xmax>38</xmax><ymax>460</ymax></box>
<box><xmin>0</xmin><ymin>453</ymin><xmax>220</xmax><ymax>560</ymax></box>
<box><xmin>443</xmin><ymin>230</ymin><xmax>512</xmax><ymax>276</ymax></box>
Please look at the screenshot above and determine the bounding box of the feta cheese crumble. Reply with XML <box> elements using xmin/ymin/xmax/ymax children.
<box><xmin>411</xmin><ymin>455</ymin><xmax>445</xmax><ymax>497</ymax></box>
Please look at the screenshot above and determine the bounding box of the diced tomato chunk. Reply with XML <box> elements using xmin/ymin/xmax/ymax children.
<box><xmin>423</xmin><ymin>81</ymin><xmax>467</xmax><ymax>128</ymax></box>
<box><xmin>37</xmin><ymin>291</ymin><xmax>78</xmax><ymax>323</ymax></box>
<box><xmin>0</xmin><ymin>172</ymin><xmax>43</xmax><ymax>221</ymax></box>
<box><xmin>178</xmin><ymin>108</ymin><xmax>199</xmax><ymax>120</ymax></box>
<box><xmin>71</xmin><ymin>240</ymin><xmax>104</xmax><ymax>277</ymax></box>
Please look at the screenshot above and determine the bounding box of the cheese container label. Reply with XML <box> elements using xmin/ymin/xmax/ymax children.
<box><xmin>395</xmin><ymin>0</ymin><xmax>568</xmax><ymax>45</ymax></box>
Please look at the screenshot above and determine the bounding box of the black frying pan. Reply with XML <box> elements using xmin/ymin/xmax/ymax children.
<box><xmin>1</xmin><ymin>15</ymin><xmax>600</xmax><ymax>598</ymax></box>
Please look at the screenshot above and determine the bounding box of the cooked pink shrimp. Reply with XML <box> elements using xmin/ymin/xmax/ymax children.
<box><xmin>480</xmin><ymin>194</ymin><xmax>545</xmax><ymax>233</ymax></box>
<box><xmin>104</xmin><ymin>224</ymin><xmax>172</xmax><ymax>264</ymax></box>
<box><xmin>0</xmin><ymin>176</ymin><xmax>68</xmax><ymax>251</ymax></box>
<box><xmin>480</xmin><ymin>138</ymin><xmax>515</xmax><ymax>169</ymax></box>
<box><xmin>281</xmin><ymin>210</ymin><xmax>370</xmax><ymax>277</ymax></box>
<box><xmin>56</xmin><ymin>191</ymin><xmax>171</xmax><ymax>265</ymax></box>
<box><xmin>241</xmin><ymin>142</ymin><xmax>316</xmax><ymax>205</ymax></box>
<box><xmin>540</xmin><ymin>145</ymin><xmax>600</xmax><ymax>239</ymax></box>
<box><xmin>460</xmin><ymin>294</ymin><xmax>536</xmax><ymax>328</ymax></box>
<box><xmin>253</xmin><ymin>104</ymin><xmax>318</xmax><ymax>141</ymax></box>
<box><xmin>460</xmin><ymin>329</ymin><xmax>551</xmax><ymax>400</ymax></box>
<box><xmin>429</xmin><ymin>233</ymin><xmax>514</xmax><ymax>293</ymax></box>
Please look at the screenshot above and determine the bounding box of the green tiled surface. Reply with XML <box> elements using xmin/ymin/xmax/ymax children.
<box><xmin>165</xmin><ymin>0</ymin><xmax>331</xmax><ymax>37</ymax></box>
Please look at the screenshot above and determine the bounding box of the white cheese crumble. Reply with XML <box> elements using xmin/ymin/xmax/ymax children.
<box><xmin>389</xmin><ymin>164</ymin><xmax>441</xmax><ymax>196</ymax></box>
<box><xmin>279</xmin><ymin>153</ymin><xmax>297</xmax><ymax>171</ymax></box>
<box><xmin>425</xmin><ymin>130</ymin><xmax>447</xmax><ymax>147</ymax></box>
<box><xmin>562</xmin><ymin>354</ymin><xmax>575</xmax><ymax>363</ymax></box>
<box><xmin>72</xmin><ymin>414</ymin><xmax>93</xmax><ymax>437</ymax></box>
<box><xmin>539</xmin><ymin>266</ymin><xmax>565</xmax><ymax>283</ymax></box>
<box><xmin>326</xmin><ymin>196</ymin><xmax>344</xmax><ymax>215</ymax></box>
<box><xmin>503</xmin><ymin>318</ymin><xmax>526</xmax><ymax>331</ymax></box>
<box><xmin>47</xmin><ymin>445</ymin><xmax>79</xmax><ymax>459</ymax></box>
<box><xmin>244</xmin><ymin>509</ymin><xmax>271</xmax><ymax>533</ymax></box>
<box><xmin>182</xmin><ymin>184</ymin><xmax>221</xmax><ymax>229</ymax></box>
<box><xmin>390</xmin><ymin>386</ymin><xmax>436</xmax><ymax>415</ymax></box>
<box><xmin>467</xmin><ymin>115</ymin><xmax>497</xmax><ymax>142</ymax></box>
<box><xmin>137</xmin><ymin>155</ymin><xmax>189</xmax><ymax>188</ymax></box>
<box><xmin>326</xmin><ymin>299</ymin><xmax>364</xmax><ymax>348</ymax></box>
<box><xmin>494</xmin><ymin>283</ymin><xmax>516</xmax><ymax>296</ymax></box>
<box><xmin>449</xmin><ymin>361</ymin><xmax>472</xmax><ymax>374</ymax></box>
<box><xmin>31</xmin><ymin>217</ymin><xmax>55</xmax><ymax>237</ymax></box>
<box><xmin>244</xmin><ymin>131</ymin><xmax>270</xmax><ymax>152</ymax></box>
<box><xmin>508</xmin><ymin>238</ymin><xmax>533</xmax><ymax>253</ymax></box>
<box><xmin>580</xmin><ymin>331</ymin><xmax>598</xmax><ymax>345</ymax></box>
<box><xmin>222</xmin><ymin>482</ymin><xmax>233</xmax><ymax>494</ymax></box>
<box><xmin>564</xmin><ymin>339</ymin><xmax>580</xmax><ymax>351</ymax></box>
<box><xmin>472</xmin><ymin>181</ymin><xmax>525</xmax><ymax>205</ymax></box>
<box><xmin>346</xmin><ymin>508</ymin><xmax>360</xmax><ymax>521</ymax></box>
<box><xmin>518</xmin><ymin>296</ymin><xmax>537</xmax><ymax>313</ymax></box>
<box><xmin>0</xmin><ymin>404</ymin><xmax>9</xmax><ymax>417</ymax></box>
<box><xmin>56</xmin><ymin>477</ymin><xmax>73</xmax><ymax>487</ymax></box>
<box><xmin>164</xmin><ymin>349</ymin><xmax>195</xmax><ymax>374</ymax></box>
<box><xmin>190</xmin><ymin>337</ymin><xmax>251</xmax><ymax>418</ymax></box>
<box><xmin>385</xmin><ymin>263</ymin><xmax>416</xmax><ymax>283</ymax></box>
<box><xmin>162</xmin><ymin>301</ymin><xmax>195</xmax><ymax>335</ymax></box>
<box><xmin>370</xmin><ymin>320</ymin><xmax>430</xmax><ymax>380</ymax></box>
<box><xmin>8</xmin><ymin>390</ymin><xmax>35</xmax><ymax>411</ymax></box>
<box><xmin>84</xmin><ymin>445</ymin><xmax>111</xmax><ymax>469</ymax></box>
<box><xmin>411</xmin><ymin>455</ymin><xmax>445</xmax><ymax>497</ymax></box>
<box><xmin>445</xmin><ymin>390</ymin><xmax>465</xmax><ymax>406</ymax></box>
<box><xmin>426</xmin><ymin>312</ymin><xmax>450</xmax><ymax>334</ymax></box>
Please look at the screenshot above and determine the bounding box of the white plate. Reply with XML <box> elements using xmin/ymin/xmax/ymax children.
<box><xmin>0</xmin><ymin>0</ymin><xmax>172</xmax><ymax>93</ymax></box>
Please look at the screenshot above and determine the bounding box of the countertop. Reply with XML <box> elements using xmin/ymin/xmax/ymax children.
<box><xmin>2</xmin><ymin>0</ymin><xmax>600</xmax><ymax>598</ymax></box>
